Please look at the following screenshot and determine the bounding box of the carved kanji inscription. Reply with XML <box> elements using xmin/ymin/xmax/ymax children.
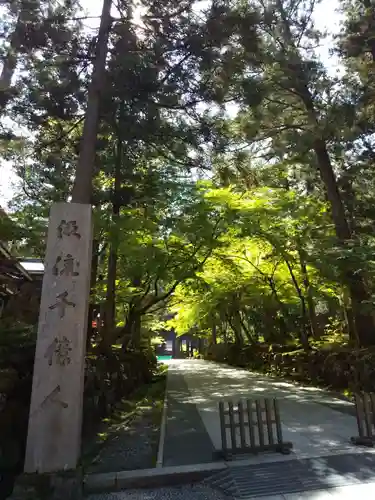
<box><xmin>49</xmin><ymin>291</ymin><xmax>76</xmax><ymax>318</ymax></box>
<box><xmin>40</xmin><ymin>385</ymin><xmax>68</xmax><ymax>410</ymax></box>
<box><xmin>57</xmin><ymin>220</ymin><xmax>81</xmax><ymax>239</ymax></box>
<box><xmin>44</xmin><ymin>336</ymin><xmax>72</xmax><ymax>366</ymax></box>
<box><xmin>52</xmin><ymin>253</ymin><xmax>80</xmax><ymax>277</ymax></box>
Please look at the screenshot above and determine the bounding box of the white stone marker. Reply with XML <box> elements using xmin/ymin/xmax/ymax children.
<box><xmin>24</xmin><ymin>203</ymin><xmax>92</xmax><ymax>473</ymax></box>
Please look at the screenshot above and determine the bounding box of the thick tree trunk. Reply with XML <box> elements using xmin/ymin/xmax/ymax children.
<box><xmin>239</xmin><ymin>312</ymin><xmax>255</xmax><ymax>344</ymax></box>
<box><xmin>86</xmin><ymin>239</ymin><xmax>100</xmax><ymax>349</ymax></box>
<box><xmin>266</xmin><ymin>277</ymin><xmax>289</xmax><ymax>337</ymax></box>
<box><xmin>227</xmin><ymin>314</ymin><xmax>244</xmax><ymax>346</ymax></box>
<box><xmin>211</xmin><ymin>320</ymin><xmax>217</xmax><ymax>344</ymax></box>
<box><xmin>312</xmin><ymin>139</ymin><xmax>373</xmax><ymax>345</ymax></box>
<box><xmin>129</xmin><ymin>276</ymin><xmax>142</xmax><ymax>348</ymax></box>
<box><xmin>298</xmin><ymin>246</ymin><xmax>320</xmax><ymax>339</ymax></box>
<box><xmin>284</xmin><ymin>259</ymin><xmax>310</xmax><ymax>350</ymax></box>
<box><xmin>121</xmin><ymin>305</ymin><xmax>141</xmax><ymax>349</ymax></box>
<box><xmin>222</xmin><ymin>323</ymin><xmax>228</xmax><ymax>344</ymax></box>
<box><xmin>198</xmin><ymin>337</ymin><xmax>203</xmax><ymax>354</ymax></box>
<box><xmin>132</xmin><ymin>312</ymin><xmax>141</xmax><ymax>349</ymax></box>
<box><xmin>341</xmin><ymin>287</ymin><xmax>358</xmax><ymax>342</ymax></box>
<box><xmin>90</xmin><ymin>239</ymin><xmax>100</xmax><ymax>294</ymax></box>
<box><xmin>105</xmin><ymin>246</ymin><xmax>117</xmax><ymax>331</ymax></box>
<box><xmin>71</xmin><ymin>0</ymin><xmax>112</xmax><ymax>203</ymax></box>
<box><xmin>104</xmin><ymin>137</ymin><xmax>122</xmax><ymax>333</ymax></box>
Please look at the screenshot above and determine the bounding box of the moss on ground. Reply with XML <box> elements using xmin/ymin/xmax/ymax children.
<box><xmin>82</xmin><ymin>364</ymin><xmax>168</xmax><ymax>472</ymax></box>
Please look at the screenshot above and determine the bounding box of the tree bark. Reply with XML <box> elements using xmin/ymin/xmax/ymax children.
<box><xmin>198</xmin><ymin>337</ymin><xmax>203</xmax><ymax>354</ymax></box>
<box><xmin>211</xmin><ymin>318</ymin><xmax>217</xmax><ymax>344</ymax></box>
<box><xmin>71</xmin><ymin>0</ymin><xmax>112</xmax><ymax>204</ymax></box>
<box><xmin>298</xmin><ymin>246</ymin><xmax>320</xmax><ymax>339</ymax></box>
<box><xmin>86</xmin><ymin>238</ymin><xmax>100</xmax><ymax>349</ymax></box>
<box><xmin>121</xmin><ymin>304</ymin><xmax>140</xmax><ymax>349</ymax></box>
<box><xmin>239</xmin><ymin>312</ymin><xmax>255</xmax><ymax>344</ymax></box>
<box><xmin>284</xmin><ymin>258</ymin><xmax>310</xmax><ymax>350</ymax></box>
<box><xmin>132</xmin><ymin>312</ymin><xmax>141</xmax><ymax>349</ymax></box>
<box><xmin>90</xmin><ymin>239</ymin><xmax>100</xmax><ymax>294</ymax></box>
<box><xmin>123</xmin><ymin>277</ymin><xmax>142</xmax><ymax>349</ymax></box>
<box><xmin>222</xmin><ymin>322</ymin><xmax>228</xmax><ymax>344</ymax></box>
<box><xmin>341</xmin><ymin>287</ymin><xmax>358</xmax><ymax>343</ymax></box>
<box><xmin>226</xmin><ymin>313</ymin><xmax>244</xmax><ymax>346</ymax></box>
<box><xmin>266</xmin><ymin>277</ymin><xmax>289</xmax><ymax>337</ymax></box>
<box><xmin>312</xmin><ymin>137</ymin><xmax>373</xmax><ymax>346</ymax></box>
<box><xmin>104</xmin><ymin>136</ymin><xmax>122</xmax><ymax>333</ymax></box>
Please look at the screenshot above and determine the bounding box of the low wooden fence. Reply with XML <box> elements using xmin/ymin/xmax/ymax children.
<box><xmin>215</xmin><ymin>398</ymin><xmax>293</xmax><ymax>460</ymax></box>
<box><xmin>351</xmin><ymin>392</ymin><xmax>375</xmax><ymax>447</ymax></box>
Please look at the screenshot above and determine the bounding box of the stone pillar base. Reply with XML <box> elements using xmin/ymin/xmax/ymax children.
<box><xmin>10</xmin><ymin>469</ymin><xmax>83</xmax><ymax>500</ymax></box>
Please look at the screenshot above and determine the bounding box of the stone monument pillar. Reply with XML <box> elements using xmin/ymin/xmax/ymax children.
<box><xmin>24</xmin><ymin>203</ymin><xmax>92</xmax><ymax>474</ymax></box>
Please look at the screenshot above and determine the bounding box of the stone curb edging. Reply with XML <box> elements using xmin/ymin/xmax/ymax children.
<box><xmin>156</xmin><ymin>371</ymin><xmax>169</xmax><ymax>468</ymax></box>
<box><xmin>84</xmin><ymin>462</ymin><xmax>228</xmax><ymax>493</ymax></box>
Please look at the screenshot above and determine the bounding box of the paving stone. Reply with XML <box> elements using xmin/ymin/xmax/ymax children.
<box><xmin>162</xmin><ymin>370</ymin><xmax>214</xmax><ymax>467</ymax></box>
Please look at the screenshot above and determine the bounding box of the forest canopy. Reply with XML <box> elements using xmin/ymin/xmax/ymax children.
<box><xmin>2</xmin><ymin>0</ymin><xmax>375</xmax><ymax>352</ymax></box>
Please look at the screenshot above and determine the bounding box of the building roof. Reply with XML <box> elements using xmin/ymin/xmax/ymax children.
<box><xmin>19</xmin><ymin>258</ymin><xmax>44</xmax><ymax>274</ymax></box>
<box><xmin>0</xmin><ymin>241</ymin><xmax>32</xmax><ymax>296</ymax></box>
<box><xmin>0</xmin><ymin>207</ymin><xmax>34</xmax><ymax>296</ymax></box>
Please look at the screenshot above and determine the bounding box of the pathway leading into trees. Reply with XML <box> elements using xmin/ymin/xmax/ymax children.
<box><xmin>161</xmin><ymin>359</ymin><xmax>375</xmax><ymax>498</ymax></box>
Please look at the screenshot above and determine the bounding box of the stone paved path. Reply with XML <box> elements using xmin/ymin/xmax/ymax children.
<box><xmin>87</xmin><ymin>359</ymin><xmax>375</xmax><ymax>499</ymax></box>
<box><xmin>162</xmin><ymin>366</ymin><xmax>214</xmax><ymax>467</ymax></box>
<box><xmin>172</xmin><ymin>359</ymin><xmax>369</xmax><ymax>463</ymax></box>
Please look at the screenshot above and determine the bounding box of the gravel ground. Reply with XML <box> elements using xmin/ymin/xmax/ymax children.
<box><xmin>87</xmin><ymin>484</ymin><xmax>234</xmax><ymax>500</ymax></box>
<box><xmin>87</xmin><ymin>403</ymin><xmax>161</xmax><ymax>473</ymax></box>
<box><xmin>85</xmin><ymin>373</ymin><xmax>167</xmax><ymax>474</ymax></box>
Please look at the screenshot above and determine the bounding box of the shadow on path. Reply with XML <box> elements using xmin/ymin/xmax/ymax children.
<box><xmin>163</xmin><ymin>370</ymin><xmax>215</xmax><ymax>467</ymax></box>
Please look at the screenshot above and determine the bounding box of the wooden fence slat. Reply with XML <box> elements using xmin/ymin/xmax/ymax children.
<box><xmin>265</xmin><ymin>398</ymin><xmax>274</xmax><ymax>445</ymax></box>
<box><xmin>246</xmin><ymin>399</ymin><xmax>256</xmax><ymax>448</ymax></box>
<box><xmin>219</xmin><ymin>401</ymin><xmax>227</xmax><ymax>454</ymax></box>
<box><xmin>215</xmin><ymin>397</ymin><xmax>293</xmax><ymax>460</ymax></box>
<box><xmin>273</xmin><ymin>398</ymin><xmax>283</xmax><ymax>444</ymax></box>
<box><xmin>238</xmin><ymin>401</ymin><xmax>247</xmax><ymax>448</ymax></box>
<box><xmin>351</xmin><ymin>392</ymin><xmax>375</xmax><ymax>447</ymax></box>
<box><xmin>355</xmin><ymin>393</ymin><xmax>365</xmax><ymax>438</ymax></box>
<box><xmin>363</xmin><ymin>393</ymin><xmax>373</xmax><ymax>438</ymax></box>
<box><xmin>228</xmin><ymin>401</ymin><xmax>237</xmax><ymax>451</ymax></box>
<box><xmin>255</xmin><ymin>399</ymin><xmax>264</xmax><ymax>447</ymax></box>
